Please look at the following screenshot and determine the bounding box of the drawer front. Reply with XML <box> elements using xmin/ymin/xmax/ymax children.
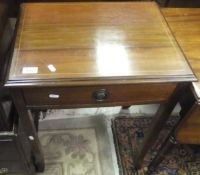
<box><xmin>23</xmin><ymin>84</ymin><xmax>176</xmax><ymax>107</ymax></box>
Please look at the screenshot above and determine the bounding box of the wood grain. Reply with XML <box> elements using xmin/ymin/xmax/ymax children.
<box><xmin>162</xmin><ymin>8</ymin><xmax>200</xmax><ymax>99</ymax></box>
<box><xmin>6</xmin><ymin>2</ymin><xmax>195</xmax><ymax>87</ymax></box>
<box><xmin>162</xmin><ymin>8</ymin><xmax>200</xmax><ymax>144</ymax></box>
<box><xmin>177</xmin><ymin>104</ymin><xmax>200</xmax><ymax>144</ymax></box>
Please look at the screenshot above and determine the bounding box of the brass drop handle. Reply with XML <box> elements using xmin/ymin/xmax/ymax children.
<box><xmin>93</xmin><ymin>89</ymin><xmax>109</xmax><ymax>102</ymax></box>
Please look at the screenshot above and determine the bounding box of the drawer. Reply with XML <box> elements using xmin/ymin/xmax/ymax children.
<box><xmin>23</xmin><ymin>83</ymin><xmax>176</xmax><ymax>107</ymax></box>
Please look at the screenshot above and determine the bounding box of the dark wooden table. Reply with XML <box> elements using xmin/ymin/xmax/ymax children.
<box><xmin>146</xmin><ymin>8</ymin><xmax>200</xmax><ymax>173</ymax></box>
<box><xmin>4</xmin><ymin>2</ymin><xmax>196</xmax><ymax>172</ymax></box>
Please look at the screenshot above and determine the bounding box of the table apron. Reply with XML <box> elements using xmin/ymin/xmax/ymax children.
<box><xmin>22</xmin><ymin>83</ymin><xmax>177</xmax><ymax>108</ymax></box>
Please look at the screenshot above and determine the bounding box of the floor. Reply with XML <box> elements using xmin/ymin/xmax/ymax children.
<box><xmin>37</xmin><ymin>104</ymin><xmax>180</xmax><ymax>175</ymax></box>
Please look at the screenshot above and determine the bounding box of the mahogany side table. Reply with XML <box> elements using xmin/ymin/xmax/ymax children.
<box><xmin>4</xmin><ymin>2</ymin><xmax>196</xmax><ymax>171</ymax></box>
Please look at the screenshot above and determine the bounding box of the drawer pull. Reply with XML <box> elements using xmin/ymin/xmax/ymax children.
<box><xmin>0</xmin><ymin>168</ymin><xmax>8</xmax><ymax>174</ymax></box>
<box><xmin>49</xmin><ymin>94</ymin><xmax>60</xmax><ymax>99</ymax></box>
<box><xmin>93</xmin><ymin>89</ymin><xmax>109</xmax><ymax>102</ymax></box>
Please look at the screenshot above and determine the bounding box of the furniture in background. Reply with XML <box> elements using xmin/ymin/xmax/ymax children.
<box><xmin>0</xmin><ymin>90</ymin><xmax>14</xmax><ymax>131</ymax></box>
<box><xmin>4</xmin><ymin>2</ymin><xmax>196</xmax><ymax>172</ymax></box>
<box><xmin>0</xmin><ymin>113</ymin><xmax>35</xmax><ymax>174</ymax></box>
<box><xmin>147</xmin><ymin>8</ymin><xmax>200</xmax><ymax>174</ymax></box>
<box><xmin>0</xmin><ymin>0</ymin><xmax>17</xmax><ymax>83</ymax></box>
<box><xmin>0</xmin><ymin>0</ymin><xmax>16</xmax><ymax>131</ymax></box>
<box><xmin>0</xmin><ymin>1</ymin><xmax>35</xmax><ymax>174</ymax></box>
<box><xmin>0</xmin><ymin>0</ymin><xmax>17</xmax><ymax>130</ymax></box>
<box><xmin>148</xmin><ymin>0</ymin><xmax>200</xmax><ymax>7</ymax></box>
<box><xmin>0</xmin><ymin>0</ymin><xmax>17</xmax><ymax>135</ymax></box>
<box><xmin>17</xmin><ymin>0</ymin><xmax>200</xmax><ymax>7</ymax></box>
<box><xmin>165</xmin><ymin>0</ymin><xmax>200</xmax><ymax>7</ymax></box>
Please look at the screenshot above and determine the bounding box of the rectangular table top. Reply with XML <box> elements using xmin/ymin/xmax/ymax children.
<box><xmin>6</xmin><ymin>2</ymin><xmax>195</xmax><ymax>87</ymax></box>
<box><xmin>162</xmin><ymin>8</ymin><xmax>200</xmax><ymax>100</ymax></box>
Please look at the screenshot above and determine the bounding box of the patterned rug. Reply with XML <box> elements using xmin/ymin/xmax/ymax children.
<box><xmin>112</xmin><ymin>116</ymin><xmax>200</xmax><ymax>175</ymax></box>
<box><xmin>37</xmin><ymin>115</ymin><xmax>116</xmax><ymax>175</ymax></box>
<box><xmin>38</xmin><ymin>128</ymin><xmax>102</xmax><ymax>175</ymax></box>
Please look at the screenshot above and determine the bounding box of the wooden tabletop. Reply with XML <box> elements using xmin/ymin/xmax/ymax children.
<box><xmin>6</xmin><ymin>2</ymin><xmax>195</xmax><ymax>87</ymax></box>
<box><xmin>162</xmin><ymin>8</ymin><xmax>200</xmax><ymax>100</ymax></box>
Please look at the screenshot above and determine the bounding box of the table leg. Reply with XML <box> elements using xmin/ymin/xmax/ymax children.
<box><xmin>11</xmin><ymin>89</ymin><xmax>45</xmax><ymax>172</ymax></box>
<box><xmin>146</xmin><ymin>85</ymin><xmax>196</xmax><ymax>173</ymax></box>
<box><xmin>146</xmin><ymin>135</ymin><xmax>176</xmax><ymax>174</ymax></box>
<box><xmin>134</xmin><ymin>83</ymin><xmax>187</xmax><ymax>169</ymax></box>
<box><xmin>31</xmin><ymin>110</ymin><xmax>41</xmax><ymax>132</ymax></box>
